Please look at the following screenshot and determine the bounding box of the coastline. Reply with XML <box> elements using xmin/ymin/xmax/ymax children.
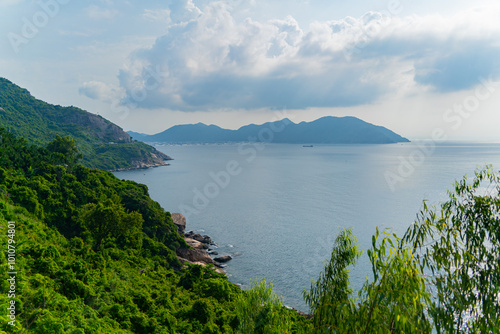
<box><xmin>172</xmin><ymin>213</ymin><xmax>313</xmax><ymax>318</ymax></box>
<box><xmin>172</xmin><ymin>213</ymin><xmax>230</xmax><ymax>275</ymax></box>
<box><xmin>108</xmin><ymin>146</ymin><xmax>173</xmax><ymax>172</ymax></box>
<box><xmin>108</xmin><ymin>160</ymin><xmax>170</xmax><ymax>172</ymax></box>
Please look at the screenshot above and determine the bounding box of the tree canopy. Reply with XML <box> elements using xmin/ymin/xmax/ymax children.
<box><xmin>80</xmin><ymin>198</ymin><xmax>143</xmax><ymax>251</ymax></box>
<box><xmin>47</xmin><ymin>134</ymin><xmax>82</xmax><ymax>167</ymax></box>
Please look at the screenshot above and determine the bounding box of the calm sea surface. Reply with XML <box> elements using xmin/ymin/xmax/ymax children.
<box><xmin>114</xmin><ymin>142</ymin><xmax>500</xmax><ymax>311</ymax></box>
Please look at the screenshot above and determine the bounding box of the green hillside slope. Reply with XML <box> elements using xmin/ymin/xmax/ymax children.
<box><xmin>0</xmin><ymin>129</ymin><xmax>311</xmax><ymax>333</ymax></box>
<box><xmin>0</xmin><ymin>78</ymin><xmax>170</xmax><ymax>171</ymax></box>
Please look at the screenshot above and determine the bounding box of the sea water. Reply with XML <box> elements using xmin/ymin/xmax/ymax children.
<box><xmin>114</xmin><ymin>142</ymin><xmax>500</xmax><ymax>311</ymax></box>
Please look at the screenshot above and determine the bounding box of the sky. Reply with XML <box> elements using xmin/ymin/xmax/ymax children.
<box><xmin>1</xmin><ymin>0</ymin><xmax>500</xmax><ymax>140</ymax></box>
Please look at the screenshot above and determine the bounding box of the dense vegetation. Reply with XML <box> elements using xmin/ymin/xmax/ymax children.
<box><xmin>0</xmin><ymin>78</ymin><xmax>169</xmax><ymax>170</ymax></box>
<box><xmin>1</xmin><ymin>122</ymin><xmax>500</xmax><ymax>332</ymax></box>
<box><xmin>0</xmin><ymin>129</ymin><xmax>311</xmax><ymax>333</ymax></box>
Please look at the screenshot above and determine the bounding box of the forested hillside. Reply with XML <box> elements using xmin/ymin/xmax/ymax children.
<box><xmin>0</xmin><ymin>129</ymin><xmax>311</xmax><ymax>333</ymax></box>
<box><xmin>0</xmin><ymin>78</ymin><xmax>170</xmax><ymax>171</ymax></box>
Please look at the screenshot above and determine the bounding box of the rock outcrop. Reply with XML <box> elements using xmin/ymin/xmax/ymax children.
<box><xmin>185</xmin><ymin>238</ymin><xmax>205</xmax><ymax>250</ymax></box>
<box><xmin>214</xmin><ymin>255</ymin><xmax>232</xmax><ymax>263</ymax></box>
<box><xmin>171</xmin><ymin>213</ymin><xmax>186</xmax><ymax>234</ymax></box>
<box><xmin>176</xmin><ymin>219</ymin><xmax>228</xmax><ymax>274</ymax></box>
<box><xmin>185</xmin><ymin>231</ymin><xmax>211</xmax><ymax>244</ymax></box>
<box><xmin>177</xmin><ymin>248</ymin><xmax>214</xmax><ymax>264</ymax></box>
<box><xmin>110</xmin><ymin>148</ymin><xmax>173</xmax><ymax>172</ymax></box>
<box><xmin>63</xmin><ymin>111</ymin><xmax>132</xmax><ymax>143</ymax></box>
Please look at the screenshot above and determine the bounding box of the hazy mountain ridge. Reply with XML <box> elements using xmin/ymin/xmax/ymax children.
<box><xmin>129</xmin><ymin>116</ymin><xmax>410</xmax><ymax>144</ymax></box>
<box><xmin>0</xmin><ymin>77</ymin><xmax>171</xmax><ymax>170</ymax></box>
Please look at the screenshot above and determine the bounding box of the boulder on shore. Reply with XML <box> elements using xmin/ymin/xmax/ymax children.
<box><xmin>177</xmin><ymin>248</ymin><xmax>214</xmax><ymax>264</ymax></box>
<box><xmin>214</xmin><ymin>255</ymin><xmax>232</xmax><ymax>263</ymax></box>
<box><xmin>185</xmin><ymin>238</ymin><xmax>207</xmax><ymax>250</ymax></box>
<box><xmin>171</xmin><ymin>213</ymin><xmax>186</xmax><ymax>234</ymax></box>
<box><xmin>192</xmin><ymin>234</ymin><xmax>211</xmax><ymax>244</ymax></box>
<box><xmin>175</xmin><ymin>216</ymin><xmax>229</xmax><ymax>275</ymax></box>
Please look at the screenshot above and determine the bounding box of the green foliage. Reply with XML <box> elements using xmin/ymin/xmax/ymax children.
<box><xmin>236</xmin><ymin>280</ymin><xmax>311</xmax><ymax>333</ymax></box>
<box><xmin>402</xmin><ymin>166</ymin><xmax>500</xmax><ymax>332</ymax></box>
<box><xmin>0</xmin><ymin>128</ymin><xmax>186</xmax><ymax>258</ymax></box>
<box><xmin>303</xmin><ymin>228</ymin><xmax>361</xmax><ymax>331</ymax></box>
<box><xmin>356</xmin><ymin>230</ymin><xmax>432</xmax><ymax>333</ymax></box>
<box><xmin>304</xmin><ymin>229</ymin><xmax>431</xmax><ymax>333</ymax></box>
<box><xmin>179</xmin><ymin>264</ymin><xmax>215</xmax><ymax>290</ymax></box>
<box><xmin>89</xmin><ymin>141</ymin><xmax>168</xmax><ymax>171</ymax></box>
<box><xmin>47</xmin><ymin>134</ymin><xmax>82</xmax><ymax>167</ymax></box>
<box><xmin>0</xmin><ymin>199</ymin><xmax>244</xmax><ymax>333</ymax></box>
<box><xmin>190</xmin><ymin>299</ymin><xmax>215</xmax><ymax>324</ymax></box>
<box><xmin>0</xmin><ymin>77</ymin><xmax>167</xmax><ymax>170</ymax></box>
<box><xmin>198</xmin><ymin>278</ymin><xmax>239</xmax><ymax>302</ymax></box>
<box><xmin>0</xmin><ymin>129</ymin><xmax>312</xmax><ymax>333</ymax></box>
<box><xmin>305</xmin><ymin>166</ymin><xmax>500</xmax><ymax>333</ymax></box>
<box><xmin>8</xmin><ymin>184</ymin><xmax>44</xmax><ymax>219</ymax></box>
<box><xmin>79</xmin><ymin>198</ymin><xmax>143</xmax><ymax>251</ymax></box>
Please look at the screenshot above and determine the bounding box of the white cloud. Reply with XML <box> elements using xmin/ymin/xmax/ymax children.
<box><xmin>168</xmin><ymin>0</ymin><xmax>201</xmax><ymax>24</ymax></box>
<box><xmin>78</xmin><ymin>1</ymin><xmax>500</xmax><ymax>114</ymax></box>
<box><xmin>79</xmin><ymin>81</ymin><xmax>122</xmax><ymax>103</ymax></box>
<box><xmin>2</xmin><ymin>0</ymin><xmax>499</xmax><ymax>140</ymax></box>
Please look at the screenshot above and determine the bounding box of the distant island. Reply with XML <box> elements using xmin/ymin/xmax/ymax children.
<box><xmin>129</xmin><ymin>116</ymin><xmax>410</xmax><ymax>144</ymax></box>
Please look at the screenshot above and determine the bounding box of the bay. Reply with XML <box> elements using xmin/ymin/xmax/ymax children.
<box><xmin>114</xmin><ymin>142</ymin><xmax>500</xmax><ymax>312</ymax></box>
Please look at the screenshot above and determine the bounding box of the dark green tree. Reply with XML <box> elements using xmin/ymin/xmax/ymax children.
<box><xmin>79</xmin><ymin>198</ymin><xmax>143</xmax><ymax>251</ymax></box>
<box><xmin>47</xmin><ymin>135</ymin><xmax>82</xmax><ymax>167</ymax></box>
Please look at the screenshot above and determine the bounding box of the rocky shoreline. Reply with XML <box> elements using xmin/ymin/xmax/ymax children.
<box><xmin>108</xmin><ymin>149</ymin><xmax>173</xmax><ymax>172</ymax></box>
<box><xmin>172</xmin><ymin>213</ymin><xmax>231</xmax><ymax>275</ymax></box>
<box><xmin>108</xmin><ymin>160</ymin><xmax>170</xmax><ymax>172</ymax></box>
<box><xmin>171</xmin><ymin>213</ymin><xmax>313</xmax><ymax>319</ymax></box>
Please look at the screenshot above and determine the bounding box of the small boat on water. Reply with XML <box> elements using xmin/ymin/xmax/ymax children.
<box><xmin>303</xmin><ymin>145</ymin><xmax>313</xmax><ymax>147</ymax></box>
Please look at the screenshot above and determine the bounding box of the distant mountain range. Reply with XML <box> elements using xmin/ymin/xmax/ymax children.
<box><xmin>0</xmin><ymin>78</ymin><xmax>171</xmax><ymax>171</ymax></box>
<box><xmin>129</xmin><ymin>116</ymin><xmax>410</xmax><ymax>144</ymax></box>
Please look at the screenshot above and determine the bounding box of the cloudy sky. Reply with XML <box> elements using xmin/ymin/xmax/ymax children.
<box><xmin>1</xmin><ymin>0</ymin><xmax>500</xmax><ymax>140</ymax></box>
